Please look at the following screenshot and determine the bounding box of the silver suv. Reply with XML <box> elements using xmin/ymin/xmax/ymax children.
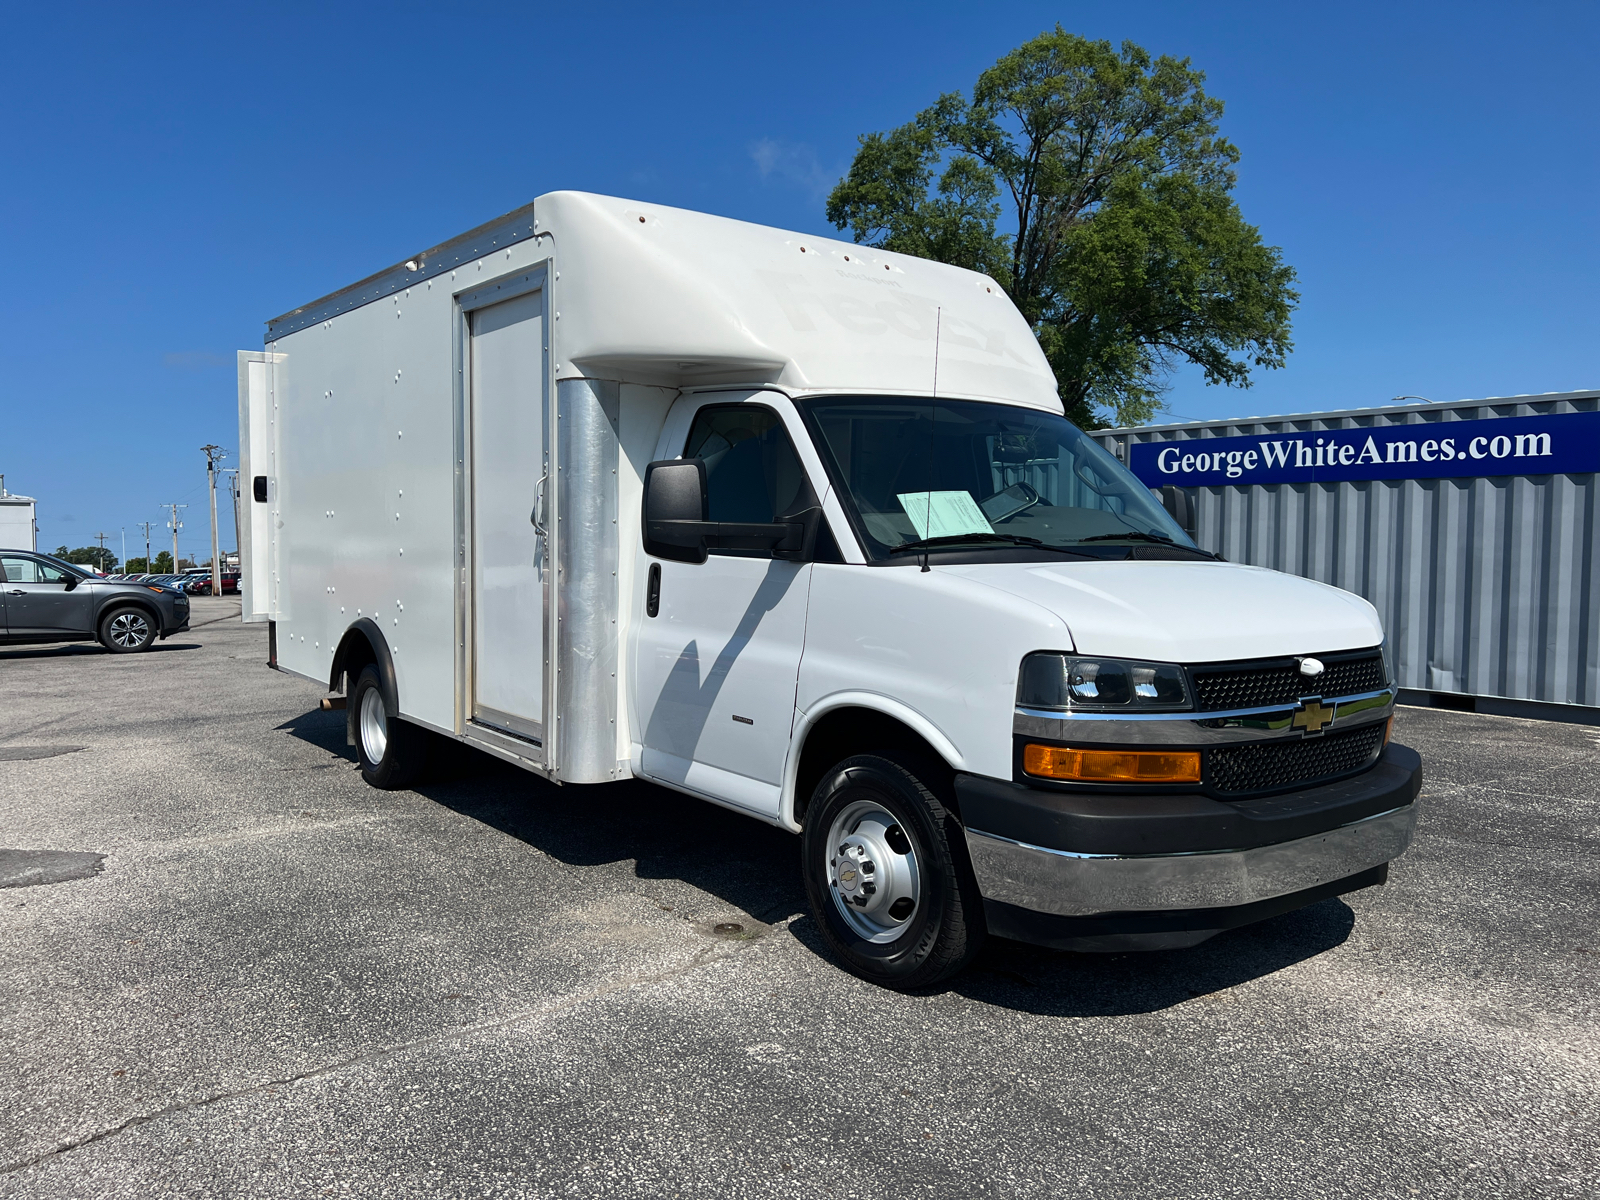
<box><xmin>0</xmin><ymin>550</ymin><xmax>191</xmax><ymax>653</ymax></box>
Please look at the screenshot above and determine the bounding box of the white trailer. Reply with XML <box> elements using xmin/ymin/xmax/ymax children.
<box><xmin>241</xmin><ymin>192</ymin><xmax>1419</xmax><ymax>986</ymax></box>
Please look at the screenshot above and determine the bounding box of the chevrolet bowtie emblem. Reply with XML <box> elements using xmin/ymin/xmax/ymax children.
<box><xmin>1291</xmin><ymin>699</ymin><xmax>1334</xmax><ymax>735</ymax></box>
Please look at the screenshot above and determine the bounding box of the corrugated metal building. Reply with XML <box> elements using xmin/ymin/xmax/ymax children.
<box><xmin>1095</xmin><ymin>390</ymin><xmax>1600</xmax><ymax>716</ymax></box>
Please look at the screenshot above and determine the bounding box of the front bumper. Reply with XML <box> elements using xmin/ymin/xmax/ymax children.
<box><xmin>957</xmin><ymin>743</ymin><xmax>1421</xmax><ymax>950</ymax></box>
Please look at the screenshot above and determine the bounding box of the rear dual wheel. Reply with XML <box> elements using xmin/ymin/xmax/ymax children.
<box><xmin>350</xmin><ymin>664</ymin><xmax>431</xmax><ymax>789</ymax></box>
<box><xmin>802</xmin><ymin>753</ymin><xmax>985</xmax><ymax>989</ymax></box>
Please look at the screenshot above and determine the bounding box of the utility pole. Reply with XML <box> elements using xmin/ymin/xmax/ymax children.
<box><xmin>93</xmin><ymin>531</ymin><xmax>112</xmax><ymax>574</ymax></box>
<box><xmin>121</xmin><ymin>528</ymin><xmax>126</xmax><ymax>575</ymax></box>
<box><xmin>138</xmin><ymin>521</ymin><xmax>154</xmax><ymax>574</ymax></box>
<box><xmin>162</xmin><ymin>504</ymin><xmax>187</xmax><ymax>575</ymax></box>
<box><xmin>221</xmin><ymin>469</ymin><xmax>241</xmax><ymax>569</ymax></box>
<box><xmin>202</xmin><ymin>445</ymin><xmax>226</xmax><ymax>597</ymax></box>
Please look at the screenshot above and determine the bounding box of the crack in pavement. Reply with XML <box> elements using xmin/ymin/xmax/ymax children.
<box><xmin>1</xmin><ymin>936</ymin><xmax>754</xmax><ymax>1177</ymax></box>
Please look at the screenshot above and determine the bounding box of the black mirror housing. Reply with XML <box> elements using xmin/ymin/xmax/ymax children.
<box><xmin>1156</xmin><ymin>485</ymin><xmax>1193</xmax><ymax>536</ymax></box>
<box><xmin>642</xmin><ymin>458</ymin><xmax>812</xmax><ymax>563</ymax></box>
<box><xmin>643</xmin><ymin>459</ymin><xmax>710</xmax><ymax>563</ymax></box>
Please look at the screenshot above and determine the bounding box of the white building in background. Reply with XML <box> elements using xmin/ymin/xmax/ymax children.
<box><xmin>0</xmin><ymin>478</ymin><xmax>37</xmax><ymax>551</ymax></box>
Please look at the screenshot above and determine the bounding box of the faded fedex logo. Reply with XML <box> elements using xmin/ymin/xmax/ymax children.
<box><xmin>1125</xmin><ymin>411</ymin><xmax>1596</xmax><ymax>488</ymax></box>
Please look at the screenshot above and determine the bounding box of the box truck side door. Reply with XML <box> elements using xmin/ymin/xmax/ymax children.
<box><xmin>634</xmin><ymin>399</ymin><xmax>813</xmax><ymax>818</ymax></box>
<box><xmin>467</xmin><ymin>286</ymin><xmax>549</xmax><ymax>745</ymax></box>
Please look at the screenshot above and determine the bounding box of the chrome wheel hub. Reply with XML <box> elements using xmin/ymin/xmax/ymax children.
<box><xmin>825</xmin><ymin>799</ymin><xmax>921</xmax><ymax>944</ymax></box>
<box><xmin>109</xmin><ymin>612</ymin><xmax>149</xmax><ymax>647</ymax></box>
<box><xmin>359</xmin><ymin>687</ymin><xmax>388</xmax><ymax>765</ymax></box>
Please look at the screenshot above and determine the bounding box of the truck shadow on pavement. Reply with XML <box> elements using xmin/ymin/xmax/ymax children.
<box><xmin>280</xmin><ymin>705</ymin><xmax>1359</xmax><ymax>1018</ymax></box>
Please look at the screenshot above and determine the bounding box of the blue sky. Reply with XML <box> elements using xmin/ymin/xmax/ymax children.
<box><xmin>2</xmin><ymin>1</ymin><xmax>1595</xmax><ymax>560</ymax></box>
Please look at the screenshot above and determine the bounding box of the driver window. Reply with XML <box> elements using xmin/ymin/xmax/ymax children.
<box><xmin>1</xmin><ymin>557</ymin><xmax>55</xmax><ymax>584</ymax></box>
<box><xmin>684</xmin><ymin>406</ymin><xmax>809</xmax><ymax>555</ymax></box>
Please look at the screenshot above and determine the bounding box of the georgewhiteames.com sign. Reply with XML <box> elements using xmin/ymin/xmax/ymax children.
<box><xmin>1127</xmin><ymin>410</ymin><xmax>1600</xmax><ymax>488</ymax></box>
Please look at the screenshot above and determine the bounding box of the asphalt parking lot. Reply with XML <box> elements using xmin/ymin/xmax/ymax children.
<box><xmin>2</xmin><ymin>602</ymin><xmax>1596</xmax><ymax>1199</ymax></box>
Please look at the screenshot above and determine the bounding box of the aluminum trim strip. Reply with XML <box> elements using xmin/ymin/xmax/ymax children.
<box><xmin>965</xmin><ymin>802</ymin><xmax>1418</xmax><ymax>916</ymax></box>
<box><xmin>554</xmin><ymin>378</ymin><xmax>622</xmax><ymax>783</ymax></box>
<box><xmin>266</xmin><ymin>202</ymin><xmax>543</xmax><ymax>340</ymax></box>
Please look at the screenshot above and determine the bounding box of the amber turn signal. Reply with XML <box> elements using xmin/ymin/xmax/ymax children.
<box><xmin>1023</xmin><ymin>744</ymin><xmax>1202</xmax><ymax>784</ymax></box>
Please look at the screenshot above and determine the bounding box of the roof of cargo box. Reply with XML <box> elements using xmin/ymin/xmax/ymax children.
<box><xmin>266</xmin><ymin>191</ymin><xmax>1061</xmax><ymax>413</ymax></box>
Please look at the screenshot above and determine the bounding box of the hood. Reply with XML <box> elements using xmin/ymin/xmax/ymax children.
<box><xmin>943</xmin><ymin>559</ymin><xmax>1382</xmax><ymax>663</ymax></box>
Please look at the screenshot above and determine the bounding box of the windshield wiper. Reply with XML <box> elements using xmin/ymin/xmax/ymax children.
<box><xmin>887</xmin><ymin>533</ymin><xmax>1087</xmax><ymax>557</ymax></box>
<box><xmin>1073</xmin><ymin>530</ymin><xmax>1220</xmax><ymax>559</ymax></box>
<box><xmin>1074</xmin><ymin>530</ymin><xmax>1177</xmax><ymax>545</ymax></box>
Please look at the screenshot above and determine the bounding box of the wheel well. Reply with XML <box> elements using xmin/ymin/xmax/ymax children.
<box><xmin>330</xmin><ymin>625</ymin><xmax>379</xmax><ymax>694</ymax></box>
<box><xmin>99</xmin><ymin>599</ymin><xmax>161</xmax><ymax>631</ymax></box>
<box><xmin>793</xmin><ymin>707</ymin><xmax>955</xmax><ymax>827</ymax></box>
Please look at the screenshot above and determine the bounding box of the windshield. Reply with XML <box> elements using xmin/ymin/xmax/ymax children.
<box><xmin>797</xmin><ymin>396</ymin><xmax>1195</xmax><ymax>561</ymax></box>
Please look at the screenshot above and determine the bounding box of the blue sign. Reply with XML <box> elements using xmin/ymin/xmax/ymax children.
<box><xmin>1128</xmin><ymin>410</ymin><xmax>1600</xmax><ymax>488</ymax></box>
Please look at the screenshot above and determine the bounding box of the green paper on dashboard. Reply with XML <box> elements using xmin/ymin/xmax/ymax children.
<box><xmin>895</xmin><ymin>491</ymin><xmax>994</xmax><ymax>541</ymax></box>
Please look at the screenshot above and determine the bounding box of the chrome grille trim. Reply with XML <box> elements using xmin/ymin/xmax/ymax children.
<box><xmin>1013</xmin><ymin>688</ymin><xmax>1395</xmax><ymax>746</ymax></box>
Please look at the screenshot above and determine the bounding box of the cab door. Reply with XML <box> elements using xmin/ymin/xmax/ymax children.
<box><xmin>632</xmin><ymin>397</ymin><xmax>820</xmax><ymax>818</ymax></box>
<box><xmin>0</xmin><ymin>555</ymin><xmax>93</xmax><ymax>637</ymax></box>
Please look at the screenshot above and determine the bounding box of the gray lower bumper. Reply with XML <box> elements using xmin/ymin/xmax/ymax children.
<box><xmin>965</xmin><ymin>802</ymin><xmax>1418</xmax><ymax>917</ymax></box>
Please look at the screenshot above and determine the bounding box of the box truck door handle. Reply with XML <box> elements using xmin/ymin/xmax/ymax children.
<box><xmin>646</xmin><ymin>563</ymin><xmax>661</xmax><ymax>618</ymax></box>
<box><xmin>530</xmin><ymin>473</ymin><xmax>548</xmax><ymax>536</ymax></box>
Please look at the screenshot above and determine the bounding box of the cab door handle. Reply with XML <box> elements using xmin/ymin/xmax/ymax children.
<box><xmin>646</xmin><ymin>563</ymin><xmax>661</xmax><ymax>618</ymax></box>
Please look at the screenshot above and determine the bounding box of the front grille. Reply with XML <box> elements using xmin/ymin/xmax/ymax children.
<box><xmin>1209</xmin><ymin>723</ymin><xmax>1385</xmax><ymax>795</ymax></box>
<box><xmin>1191</xmin><ymin>651</ymin><xmax>1386</xmax><ymax>711</ymax></box>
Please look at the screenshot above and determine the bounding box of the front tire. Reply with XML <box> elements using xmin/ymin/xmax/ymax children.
<box><xmin>98</xmin><ymin>607</ymin><xmax>156</xmax><ymax>653</ymax></box>
<box><xmin>801</xmin><ymin>753</ymin><xmax>985</xmax><ymax>989</ymax></box>
<box><xmin>351</xmin><ymin>664</ymin><xmax>430</xmax><ymax>789</ymax></box>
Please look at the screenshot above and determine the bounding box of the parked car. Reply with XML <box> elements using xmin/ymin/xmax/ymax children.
<box><xmin>185</xmin><ymin>572</ymin><xmax>240</xmax><ymax>596</ymax></box>
<box><xmin>0</xmin><ymin>550</ymin><xmax>190</xmax><ymax>652</ymax></box>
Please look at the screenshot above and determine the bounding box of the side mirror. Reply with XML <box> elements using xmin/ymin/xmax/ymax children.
<box><xmin>1154</xmin><ymin>485</ymin><xmax>1193</xmax><ymax>535</ymax></box>
<box><xmin>643</xmin><ymin>459</ymin><xmax>710</xmax><ymax>563</ymax></box>
<box><xmin>642</xmin><ymin>458</ymin><xmax>808</xmax><ymax>563</ymax></box>
<box><xmin>253</xmin><ymin>475</ymin><xmax>269</xmax><ymax>502</ymax></box>
<box><xmin>64</xmin><ymin>574</ymin><xmax>81</xmax><ymax>591</ymax></box>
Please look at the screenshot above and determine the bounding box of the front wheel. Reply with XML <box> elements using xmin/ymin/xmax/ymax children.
<box><xmin>98</xmin><ymin>607</ymin><xmax>156</xmax><ymax>653</ymax></box>
<box><xmin>801</xmin><ymin>754</ymin><xmax>985</xmax><ymax>989</ymax></box>
<box><xmin>350</xmin><ymin>664</ymin><xmax>430</xmax><ymax>789</ymax></box>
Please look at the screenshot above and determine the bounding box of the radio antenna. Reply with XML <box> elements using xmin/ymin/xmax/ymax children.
<box><xmin>922</xmin><ymin>306</ymin><xmax>942</xmax><ymax>573</ymax></box>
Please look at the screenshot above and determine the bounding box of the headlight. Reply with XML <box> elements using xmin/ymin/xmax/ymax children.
<box><xmin>1379</xmin><ymin>637</ymin><xmax>1395</xmax><ymax>688</ymax></box>
<box><xmin>1018</xmin><ymin>653</ymin><xmax>1191</xmax><ymax>711</ymax></box>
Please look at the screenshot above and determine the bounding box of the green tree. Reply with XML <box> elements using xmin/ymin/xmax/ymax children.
<box><xmin>54</xmin><ymin>544</ymin><xmax>118</xmax><ymax>572</ymax></box>
<box><xmin>826</xmin><ymin>27</ymin><xmax>1298</xmax><ymax>428</ymax></box>
<box><xmin>124</xmin><ymin>551</ymin><xmax>174</xmax><ymax>574</ymax></box>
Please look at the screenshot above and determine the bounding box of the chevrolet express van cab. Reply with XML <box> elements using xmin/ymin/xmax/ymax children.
<box><xmin>240</xmin><ymin>192</ymin><xmax>1419</xmax><ymax>987</ymax></box>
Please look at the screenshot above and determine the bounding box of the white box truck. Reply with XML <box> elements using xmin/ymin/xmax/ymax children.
<box><xmin>239</xmin><ymin>192</ymin><xmax>1419</xmax><ymax>987</ymax></box>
